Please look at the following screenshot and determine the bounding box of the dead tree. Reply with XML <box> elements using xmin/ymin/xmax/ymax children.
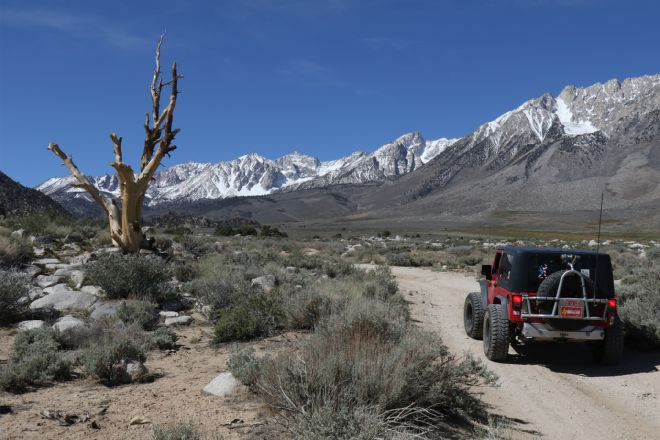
<box><xmin>47</xmin><ymin>36</ymin><xmax>181</xmax><ymax>253</ymax></box>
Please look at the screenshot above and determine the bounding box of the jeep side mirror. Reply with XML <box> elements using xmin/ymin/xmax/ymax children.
<box><xmin>481</xmin><ymin>264</ymin><xmax>492</xmax><ymax>280</ymax></box>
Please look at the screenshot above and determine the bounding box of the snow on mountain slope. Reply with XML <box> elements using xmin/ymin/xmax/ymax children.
<box><xmin>37</xmin><ymin>132</ymin><xmax>454</xmax><ymax>207</ymax></box>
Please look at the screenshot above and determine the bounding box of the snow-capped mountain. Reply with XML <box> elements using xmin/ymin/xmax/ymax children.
<box><xmin>37</xmin><ymin>132</ymin><xmax>457</xmax><ymax>210</ymax></box>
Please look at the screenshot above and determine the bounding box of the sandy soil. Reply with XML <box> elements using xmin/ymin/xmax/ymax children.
<box><xmin>392</xmin><ymin>266</ymin><xmax>660</xmax><ymax>440</ymax></box>
<box><xmin>0</xmin><ymin>323</ymin><xmax>297</xmax><ymax>440</ymax></box>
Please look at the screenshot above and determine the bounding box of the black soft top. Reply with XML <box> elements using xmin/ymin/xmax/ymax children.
<box><xmin>494</xmin><ymin>246</ymin><xmax>615</xmax><ymax>297</ymax></box>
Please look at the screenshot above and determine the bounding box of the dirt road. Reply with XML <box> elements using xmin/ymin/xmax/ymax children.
<box><xmin>392</xmin><ymin>266</ymin><xmax>660</xmax><ymax>440</ymax></box>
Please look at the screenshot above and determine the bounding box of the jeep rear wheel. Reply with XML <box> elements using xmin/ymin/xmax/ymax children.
<box><xmin>593</xmin><ymin>316</ymin><xmax>624</xmax><ymax>365</ymax></box>
<box><xmin>483</xmin><ymin>304</ymin><xmax>510</xmax><ymax>361</ymax></box>
<box><xmin>464</xmin><ymin>292</ymin><xmax>485</xmax><ymax>340</ymax></box>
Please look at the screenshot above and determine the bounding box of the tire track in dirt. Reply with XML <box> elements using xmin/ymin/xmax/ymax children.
<box><xmin>391</xmin><ymin>266</ymin><xmax>660</xmax><ymax>440</ymax></box>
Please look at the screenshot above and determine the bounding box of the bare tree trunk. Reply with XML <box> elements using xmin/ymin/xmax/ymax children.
<box><xmin>47</xmin><ymin>35</ymin><xmax>181</xmax><ymax>253</ymax></box>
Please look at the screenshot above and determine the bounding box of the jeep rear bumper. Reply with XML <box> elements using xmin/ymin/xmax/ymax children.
<box><xmin>522</xmin><ymin>322</ymin><xmax>605</xmax><ymax>341</ymax></box>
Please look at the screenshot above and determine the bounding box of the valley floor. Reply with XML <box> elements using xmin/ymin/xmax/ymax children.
<box><xmin>394</xmin><ymin>267</ymin><xmax>660</xmax><ymax>440</ymax></box>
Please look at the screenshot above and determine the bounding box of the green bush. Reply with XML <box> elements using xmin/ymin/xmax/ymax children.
<box><xmin>179</xmin><ymin>235</ymin><xmax>214</xmax><ymax>257</ymax></box>
<box><xmin>174</xmin><ymin>263</ymin><xmax>199</xmax><ymax>282</ymax></box>
<box><xmin>227</xmin><ymin>347</ymin><xmax>261</xmax><ymax>390</ymax></box>
<box><xmin>0</xmin><ymin>234</ymin><xmax>33</xmax><ymax>268</ymax></box>
<box><xmin>150</xmin><ymin>327</ymin><xmax>179</xmax><ymax>350</ymax></box>
<box><xmin>0</xmin><ymin>269</ymin><xmax>29</xmax><ymax>324</ymax></box>
<box><xmin>117</xmin><ymin>301</ymin><xmax>159</xmax><ymax>330</ymax></box>
<box><xmin>214</xmin><ymin>292</ymin><xmax>283</xmax><ymax>342</ymax></box>
<box><xmin>81</xmin><ymin>327</ymin><xmax>148</xmax><ymax>385</ymax></box>
<box><xmin>234</xmin><ymin>296</ymin><xmax>495</xmax><ymax>436</ymax></box>
<box><xmin>260</xmin><ymin>225</ymin><xmax>287</xmax><ymax>238</ymax></box>
<box><xmin>151</xmin><ymin>422</ymin><xmax>223</xmax><ymax>440</ymax></box>
<box><xmin>618</xmin><ymin>261</ymin><xmax>660</xmax><ymax>348</ymax></box>
<box><xmin>0</xmin><ymin>328</ymin><xmax>74</xmax><ymax>393</ymax></box>
<box><xmin>85</xmin><ymin>253</ymin><xmax>173</xmax><ymax>301</ymax></box>
<box><xmin>214</xmin><ymin>225</ymin><xmax>235</xmax><ymax>236</ymax></box>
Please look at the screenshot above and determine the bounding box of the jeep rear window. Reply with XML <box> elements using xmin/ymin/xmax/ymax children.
<box><xmin>527</xmin><ymin>253</ymin><xmax>610</xmax><ymax>295</ymax></box>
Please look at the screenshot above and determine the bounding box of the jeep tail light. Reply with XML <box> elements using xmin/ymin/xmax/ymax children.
<box><xmin>512</xmin><ymin>294</ymin><xmax>523</xmax><ymax>311</ymax></box>
<box><xmin>607</xmin><ymin>298</ymin><xmax>617</xmax><ymax>308</ymax></box>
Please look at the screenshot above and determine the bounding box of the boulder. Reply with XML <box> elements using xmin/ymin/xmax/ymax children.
<box><xmin>68</xmin><ymin>253</ymin><xmax>91</xmax><ymax>265</ymax></box>
<box><xmin>203</xmin><ymin>372</ymin><xmax>240</xmax><ymax>397</ymax></box>
<box><xmin>17</xmin><ymin>320</ymin><xmax>45</xmax><ymax>331</ymax></box>
<box><xmin>164</xmin><ymin>316</ymin><xmax>193</xmax><ymax>326</ymax></box>
<box><xmin>28</xmin><ymin>287</ymin><xmax>44</xmax><ymax>300</ymax></box>
<box><xmin>159</xmin><ymin>311</ymin><xmax>179</xmax><ymax>318</ymax></box>
<box><xmin>53</xmin><ymin>315</ymin><xmax>85</xmax><ymax>332</ymax></box>
<box><xmin>90</xmin><ymin>301</ymin><xmax>123</xmax><ymax>320</ymax></box>
<box><xmin>112</xmin><ymin>360</ymin><xmax>149</xmax><ymax>384</ymax></box>
<box><xmin>81</xmin><ymin>285</ymin><xmax>103</xmax><ymax>296</ymax></box>
<box><xmin>30</xmin><ymin>290</ymin><xmax>97</xmax><ymax>311</ymax></box>
<box><xmin>23</xmin><ymin>265</ymin><xmax>42</xmax><ymax>278</ymax></box>
<box><xmin>11</xmin><ymin>229</ymin><xmax>24</xmax><ymax>238</ymax></box>
<box><xmin>33</xmin><ymin>258</ymin><xmax>61</xmax><ymax>266</ymax></box>
<box><xmin>251</xmin><ymin>274</ymin><xmax>276</xmax><ymax>292</ymax></box>
<box><xmin>69</xmin><ymin>270</ymin><xmax>86</xmax><ymax>289</ymax></box>
<box><xmin>53</xmin><ymin>265</ymin><xmax>82</xmax><ymax>277</ymax></box>
<box><xmin>43</xmin><ymin>283</ymin><xmax>73</xmax><ymax>295</ymax></box>
<box><xmin>35</xmin><ymin>275</ymin><xmax>63</xmax><ymax>288</ymax></box>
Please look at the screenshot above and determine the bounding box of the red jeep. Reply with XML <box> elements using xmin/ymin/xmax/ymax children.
<box><xmin>463</xmin><ymin>246</ymin><xmax>623</xmax><ymax>364</ymax></box>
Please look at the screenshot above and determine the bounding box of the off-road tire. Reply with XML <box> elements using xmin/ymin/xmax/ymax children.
<box><xmin>593</xmin><ymin>316</ymin><xmax>624</xmax><ymax>365</ymax></box>
<box><xmin>483</xmin><ymin>304</ymin><xmax>510</xmax><ymax>361</ymax></box>
<box><xmin>464</xmin><ymin>292</ymin><xmax>485</xmax><ymax>340</ymax></box>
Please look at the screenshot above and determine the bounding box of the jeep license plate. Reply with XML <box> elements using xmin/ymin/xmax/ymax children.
<box><xmin>559</xmin><ymin>299</ymin><xmax>583</xmax><ymax>318</ymax></box>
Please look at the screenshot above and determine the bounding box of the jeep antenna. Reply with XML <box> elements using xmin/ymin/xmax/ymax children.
<box><xmin>593</xmin><ymin>192</ymin><xmax>604</xmax><ymax>297</ymax></box>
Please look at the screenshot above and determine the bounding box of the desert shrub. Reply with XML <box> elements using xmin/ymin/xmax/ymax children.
<box><xmin>151</xmin><ymin>423</ymin><xmax>223</xmax><ymax>440</ymax></box>
<box><xmin>155</xmin><ymin>235</ymin><xmax>173</xmax><ymax>251</ymax></box>
<box><xmin>618</xmin><ymin>261</ymin><xmax>660</xmax><ymax>348</ymax></box>
<box><xmin>291</xmin><ymin>405</ymin><xmax>401</xmax><ymax>440</ymax></box>
<box><xmin>0</xmin><ymin>328</ymin><xmax>74</xmax><ymax>393</ymax></box>
<box><xmin>81</xmin><ymin>326</ymin><xmax>148</xmax><ymax>385</ymax></box>
<box><xmin>179</xmin><ymin>235</ymin><xmax>214</xmax><ymax>257</ymax></box>
<box><xmin>227</xmin><ymin>347</ymin><xmax>261</xmax><ymax>389</ymax></box>
<box><xmin>260</xmin><ymin>225</ymin><xmax>287</xmax><ymax>238</ymax></box>
<box><xmin>174</xmin><ymin>263</ymin><xmax>199</xmax><ymax>282</ymax></box>
<box><xmin>214</xmin><ymin>225</ymin><xmax>235</xmax><ymax>236</ymax></box>
<box><xmin>234</xmin><ymin>295</ymin><xmax>495</xmax><ymax>436</ymax></box>
<box><xmin>0</xmin><ymin>269</ymin><xmax>29</xmax><ymax>324</ymax></box>
<box><xmin>0</xmin><ymin>234</ymin><xmax>33</xmax><ymax>268</ymax></box>
<box><xmin>149</xmin><ymin>327</ymin><xmax>179</xmax><ymax>350</ymax></box>
<box><xmin>90</xmin><ymin>229</ymin><xmax>112</xmax><ymax>247</ymax></box>
<box><xmin>117</xmin><ymin>301</ymin><xmax>159</xmax><ymax>330</ymax></box>
<box><xmin>214</xmin><ymin>291</ymin><xmax>284</xmax><ymax>342</ymax></box>
<box><xmin>85</xmin><ymin>253</ymin><xmax>173</xmax><ymax>301</ymax></box>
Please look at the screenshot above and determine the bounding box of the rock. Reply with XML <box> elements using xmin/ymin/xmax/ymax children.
<box><xmin>53</xmin><ymin>265</ymin><xmax>82</xmax><ymax>277</ymax></box>
<box><xmin>17</xmin><ymin>320</ymin><xmax>45</xmax><ymax>331</ymax></box>
<box><xmin>11</xmin><ymin>229</ymin><xmax>24</xmax><ymax>238</ymax></box>
<box><xmin>588</xmin><ymin>239</ymin><xmax>598</xmax><ymax>246</ymax></box>
<box><xmin>28</xmin><ymin>287</ymin><xmax>44</xmax><ymax>300</ymax></box>
<box><xmin>81</xmin><ymin>285</ymin><xmax>103</xmax><ymax>296</ymax></box>
<box><xmin>68</xmin><ymin>253</ymin><xmax>91</xmax><ymax>265</ymax></box>
<box><xmin>164</xmin><ymin>316</ymin><xmax>193</xmax><ymax>326</ymax></box>
<box><xmin>160</xmin><ymin>299</ymin><xmax>186</xmax><ymax>312</ymax></box>
<box><xmin>34</xmin><ymin>258</ymin><xmax>61</xmax><ymax>266</ymax></box>
<box><xmin>251</xmin><ymin>274</ymin><xmax>276</xmax><ymax>292</ymax></box>
<box><xmin>90</xmin><ymin>301</ymin><xmax>123</xmax><ymax>320</ymax></box>
<box><xmin>30</xmin><ymin>290</ymin><xmax>97</xmax><ymax>311</ymax></box>
<box><xmin>126</xmin><ymin>361</ymin><xmax>149</xmax><ymax>382</ymax></box>
<box><xmin>285</xmin><ymin>266</ymin><xmax>297</xmax><ymax>274</ymax></box>
<box><xmin>113</xmin><ymin>360</ymin><xmax>149</xmax><ymax>385</ymax></box>
<box><xmin>203</xmin><ymin>372</ymin><xmax>240</xmax><ymax>397</ymax></box>
<box><xmin>33</xmin><ymin>247</ymin><xmax>46</xmax><ymax>256</ymax></box>
<box><xmin>139</xmin><ymin>249</ymin><xmax>154</xmax><ymax>256</ymax></box>
<box><xmin>35</xmin><ymin>275</ymin><xmax>63</xmax><ymax>288</ymax></box>
<box><xmin>43</xmin><ymin>283</ymin><xmax>73</xmax><ymax>295</ymax></box>
<box><xmin>53</xmin><ymin>315</ymin><xmax>85</xmax><ymax>332</ymax></box>
<box><xmin>200</xmin><ymin>305</ymin><xmax>213</xmax><ymax>318</ymax></box>
<box><xmin>69</xmin><ymin>270</ymin><xmax>86</xmax><ymax>289</ymax></box>
<box><xmin>129</xmin><ymin>416</ymin><xmax>151</xmax><ymax>425</ymax></box>
<box><xmin>23</xmin><ymin>265</ymin><xmax>42</xmax><ymax>278</ymax></box>
<box><xmin>62</xmin><ymin>243</ymin><xmax>81</xmax><ymax>253</ymax></box>
<box><xmin>159</xmin><ymin>311</ymin><xmax>179</xmax><ymax>318</ymax></box>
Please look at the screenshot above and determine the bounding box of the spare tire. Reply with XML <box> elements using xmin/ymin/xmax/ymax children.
<box><xmin>537</xmin><ymin>270</ymin><xmax>593</xmax><ymax>331</ymax></box>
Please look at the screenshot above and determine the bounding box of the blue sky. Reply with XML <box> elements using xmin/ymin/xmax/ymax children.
<box><xmin>1</xmin><ymin>0</ymin><xmax>658</xmax><ymax>187</ymax></box>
